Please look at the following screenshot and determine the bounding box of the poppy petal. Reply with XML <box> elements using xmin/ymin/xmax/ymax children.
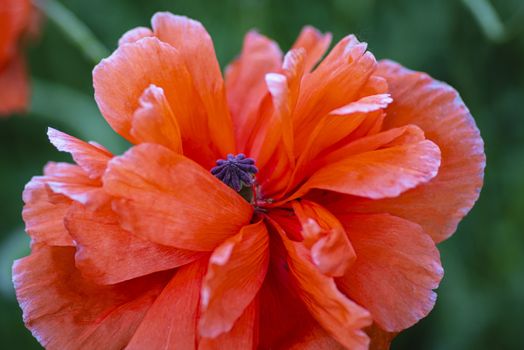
<box><xmin>345</xmin><ymin>60</ymin><xmax>485</xmax><ymax>242</ymax></box>
<box><xmin>65</xmin><ymin>203</ymin><xmax>203</xmax><ymax>285</ymax></box>
<box><xmin>337</xmin><ymin>214</ymin><xmax>443</xmax><ymax>332</ymax></box>
<box><xmin>269</xmin><ymin>218</ymin><xmax>372</xmax><ymax>350</ymax></box>
<box><xmin>126</xmin><ymin>259</ymin><xmax>207</xmax><ymax>350</ymax></box>
<box><xmin>0</xmin><ymin>53</ymin><xmax>29</xmax><ymax>115</ymax></box>
<box><xmin>131</xmin><ymin>84</ymin><xmax>183</xmax><ymax>154</ymax></box>
<box><xmin>22</xmin><ymin>177</ymin><xmax>73</xmax><ymax>246</ymax></box>
<box><xmin>225</xmin><ymin>31</ymin><xmax>282</xmax><ymax>149</ymax></box>
<box><xmin>257</xmin><ymin>234</ymin><xmax>315</xmax><ymax>348</ymax></box>
<box><xmin>291</xmin><ymin>26</ymin><xmax>332</xmax><ymax>72</ymax></box>
<box><xmin>292</xmin><ymin>200</ymin><xmax>356</xmax><ymax>277</ymax></box>
<box><xmin>199</xmin><ymin>299</ymin><xmax>258</xmax><ymax>350</ymax></box>
<box><xmin>285</xmin><ymin>326</ymin><xmax>344</xmax><ymax>350</ymax></box>
<box><xmin>12</xmin><ymin>245</ymin><xmax>168</xmax><ymax>350</ymax></box>
<box><xmin>151</xmin><ymin>12</ymin><xmax>235</xmax><ymax>155</ymax></box>
<box><xmin>43</xmin><ymin>162</ymin><xmax>108</xmax><ymax>208</ymax></box>
<box><xmin>118</xmin><ymin>27</ymin><xmax>153</xmax><ymax>46</ymax></box>
<box><xmin>47</xmin><ymin>128</ymin><xmax>113</xmax><ymax>179</ymax></box>
<box><xmin>252</xmin><ymin>50</ymin><xmax>305</xmax><ymax>196</ymax></box>
<box><xmin>199</xmin><ymin>221</ymin><xmax>269</xmax><ymax>338</ymax></box>
<box><xmin>294</xmin><ymin>138</ymin><xmax>441</xmax><ymax>200</ymax></box>
<box><xmin>0</xmin><ymin>0</ymin><xmax>30</xmax><ymax>65</ymax></box>
<box><xmin>293</xmin><ymin>35</ymin><xmax>377</xmax><ymax>150</ymax></box>
<box><xmin>103</xmin><ymin>143</ymin><xmax>253</xmax><ymax>251</ymax></box>
<box><xmin>288</xmin><ymin>94</ymin><xmax>392</xmax><ymax>193</ymax></box>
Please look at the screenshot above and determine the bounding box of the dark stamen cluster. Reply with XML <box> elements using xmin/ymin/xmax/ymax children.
<box><xmin>211</xmin><ymin>154</ymin><xmax>258</xmax><ymax>192</ymax></box>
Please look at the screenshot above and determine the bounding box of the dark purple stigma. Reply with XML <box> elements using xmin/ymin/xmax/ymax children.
<box><xmin>211</xmin><ymin>154</ymin><xmax>258</xmax><ymax>192</ymax></box>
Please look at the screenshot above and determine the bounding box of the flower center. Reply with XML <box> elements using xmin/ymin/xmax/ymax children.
<box><xmin>211</xmin><ymin>154</ymin><xmax>258</xmax><ymax>194</ymax></box>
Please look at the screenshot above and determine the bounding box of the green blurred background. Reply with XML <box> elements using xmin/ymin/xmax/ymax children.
<box><xmin>1</xmin><ymin>0</ymin><xmax>523</xmax><ymax>348</ymax></box>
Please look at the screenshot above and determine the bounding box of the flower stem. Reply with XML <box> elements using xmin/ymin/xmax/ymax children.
<box><xmin>461</xmin><ymin>0</ymin><xmax>506</xmax><ymax>42</ymax></box>
<box><xmin>33</xmin><ymin>0</ymin><xmax>110</xmax><ymax>65</ymax></box>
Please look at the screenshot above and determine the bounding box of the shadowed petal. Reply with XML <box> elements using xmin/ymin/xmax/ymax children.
<box><xmin>286</xmin><ymin>325</ymin><xmax>344</xmax><ymax>350</ymax></box>
<box><xmin>367</xmin><ymin>323</ymin><xmax>397</xmax><ymax>350</ymax></box>
<box><xmin>199</xmin><ymin>299</ymin><xmax>258</xmax><ymax>350</ymax></box>
<box><xmin>126</xmin><ymin>259</ymin><xmax>207</xmax><ymax>350</ymax></box>
<box><xmin>103</xmin><ymin>144</ymin><xmax>253</xmax><ymax>251</ymax></box>
<box><xmin>337</xmin><ymin>214</ymin><xmax>443</xmax><ymax>332</ymax></box>
<box><xmin>268</xmin><ymin>218</ymin><xmax>372</xmax><ymax>350</ymax></box>
<box><xmin>199</xmin><ymin>221</ymin><xmax>269</xmax><ymax>338</ymax></box>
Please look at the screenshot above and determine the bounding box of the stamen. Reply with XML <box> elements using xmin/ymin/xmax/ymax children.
<box><xmin>211</xmin><ymin>154</ymin><xmax>258</xmax><ymax>192</ymax></box>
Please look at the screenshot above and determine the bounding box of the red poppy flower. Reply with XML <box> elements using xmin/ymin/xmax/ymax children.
<box><xmin>0</xmin><ymin>0</ymin><xmax>35</xmax><ymax>116</ymax></box>
<box><xmin>14</xmin><ymin>12</ymin><xmax>485</xmax><ymax>350</ymax></box>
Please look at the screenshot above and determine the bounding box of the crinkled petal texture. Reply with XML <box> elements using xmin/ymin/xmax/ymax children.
<box><xmin>15</xmin><ymin>11</ymin><xmax>485</xmax><ymax>350</ymax></box>
<box><xmin>13</xmin><ymin>245</ymin><xmax>170</xmax><ymax>350</ymax></box>
<box><xmin>103</xmin><ymin>143</ymin><xmax>253</xmax><ymax>251</ymax></box>
<box><xmin>336</xmin><ymin>214</ymin><xmax>443</xmax><ymax>332</ymax></box>
<box><xmin>326</xmin><ymin>61</ymin><xmax>485</xmax><ymax>243</ymax></box>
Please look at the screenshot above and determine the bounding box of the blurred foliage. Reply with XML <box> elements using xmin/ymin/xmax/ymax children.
<box><xmin>1</xmin><ymin>0</ymin><xmax>523</xmax><ymax>348</ymax></box>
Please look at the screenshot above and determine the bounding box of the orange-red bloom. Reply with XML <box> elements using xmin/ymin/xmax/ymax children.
<box><xmin>0</xmin><ymin>0</ymin><xmax>35</xmax><ymax>115</ymax></box>
<box><xmin>14</xmin><ymin>12</ymin><xmax>485</xmax><ymax>350</ymax></box>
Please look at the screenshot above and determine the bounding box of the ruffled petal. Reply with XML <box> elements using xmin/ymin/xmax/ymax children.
<box><xmin>47</xmin><ymin>128</ymin><xmax>113</xmax><ymax>179</ymax></box>
<box><xmin>151</xmin><ymin>12</ymin><xmax>235</xmax><ymax>155</ymax></box>
<box><xmin>22</xmin><ymin>177</ymin><xmax>73</xmax><ymax>246</ymax></box>
<box><xmin>345</xmin><ymin>60</ymin><xmax>485</xmax><ymax>242</ymax></box>
<box><xmin>131</xmin><ymin>84</ymin><xmax>183</xmax><ymax>154</ymax></box>
<box><xmin>287</xmin><ymin>94</ymin><xmax>392</xmax><ymax>193</ymax></box>
<box><xmin>252</xmin><ymin>50</ymin><xmax>305</xmax><ymax>196</ymax></box>
<box><xmin>199</xmin><ymin>299</ymin><xmax>258</xmax><ymax>350</ymax></box>
<box><xmin>293</xmin><ymin>35</ymin><xmax>377</xmax><ymax>151</ymax></box>
<box><xmin>94</xmin><ymin>36</ymin><xmax>217</xmax><ymax>166</ymax></box>
<box><xmin>285</xmin><ymin>325</ymin><xmax>344</xmax><ymax>350</ymax></box>
<box><xmin>103</xmin><ymin>143</ymin><xmax>253</xmax><ymax>251</ymax></box>
<box><xmin>118</xmin><ymin>27</ymin><xmax>153</xmax><ymax>46</ymax></box>
<box><xmin>225</xmin><ymin>31</ymin><xmax>282</xmax><ymax>149</ymax></box>
<box><xmin>293</xmin><ymin>136</ymin><xmax>441</xmax><ymax>200</ymax></box>
<box><xmin>43</xmin><ymin>162</ymin><xmax>107</xmax><ymax>208</ymax></box>
<box><xmin>65</xmin><ymin>203</ymin><xmax>203</xmax><ymax>285</ymax></box>
<box><xmin>291</xmin><ymin>26</ymin><xmax>332</xmax><ymax>72</ymax></box>
<box><xmin>337</xmin><ymin>214</ymin><xmax>443</xmax><ymax>332</ymax></box>
<box><xmin>292</xmin><ymin>200</ymin><xmax>356</xmax><ymax>277</ymax></box>
<box><xmin>268</xmin><ymin>218</ymin><xmax>371</xmax><ymax>350</ymax></box>
<box><xmin>0</xmin><ymin>53</ymin><xmax>29</xmax><ymax>115</ymax></box>
<box><xmin>126</xmin><ymin>259</ymin><xmax>207</xmax><ymax>350</ymax></box>
<box><xmin>12</xmin><ymin>245</ymin><xmax>168</xmax><ymax>350</ymax></box>
<box><xmin>199</xmin><ymin>221</ymin><xmax>269</xmax><ymax>337</ymax></box>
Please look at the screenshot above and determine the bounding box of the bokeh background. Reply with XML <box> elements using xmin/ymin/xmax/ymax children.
<box><xmin>1</xmin><ymin>0</ymin><xmax>523</xmax><ymax>349</ymax></box>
